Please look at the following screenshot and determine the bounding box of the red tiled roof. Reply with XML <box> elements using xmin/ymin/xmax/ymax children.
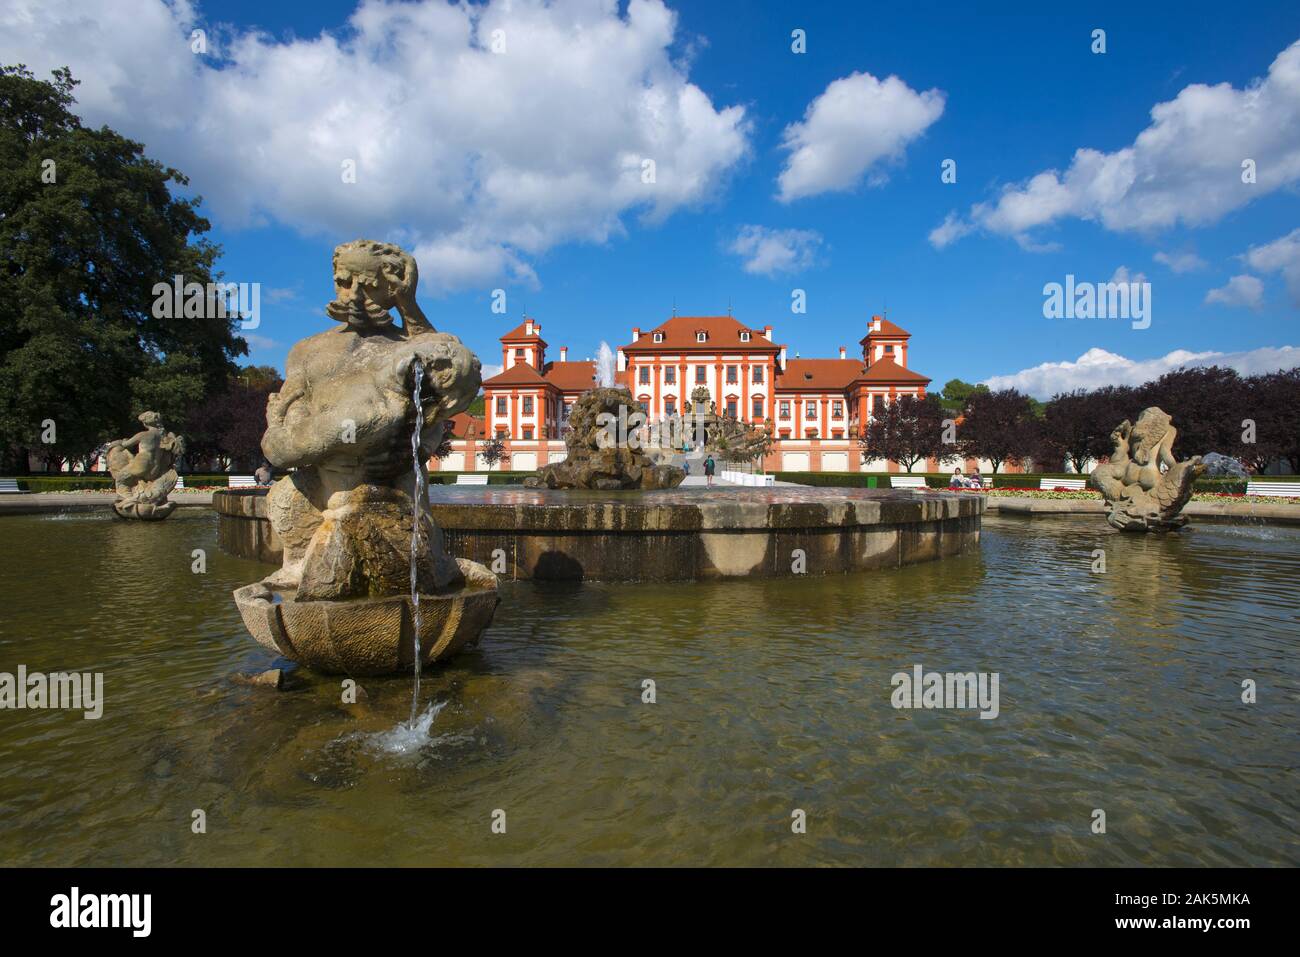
<box><xmin>858</xmin><ymin>357</ymin><xmax>930</xmax><ymax>384</ymax></box>
<box><xmin>481</xmin><ymin>362</ymin><xmax>549</xmax><ymax>387</ymax></box>
<box><xmin>859</xmin><ymin>316</ymin><xmax>911</xmax><ymax>343</ymax></box>
<box><xmin>775</xmin><ymin>356</ymin><xmax>931</xmax><ymax>390</ymax></box>
<box><xmin>500</xmin><ymin>320</ymin><xmax>547</xmax><ymax>343</ymax></box>
<box><xmin>446</xmin><ymin>412</ymin><xmax>483</xmax><ymax>438</ymax></box>
<box><xmin>622</xmin><ymin>315</ymin><xmax>780</xmax><ymax>352</ymax></box>
<box><xmin>777</xmin><ymin>359</ymin><xmax>863</xmax><ymax>391</ymax></box>
<box><xmin>542</xmin><ymin>360</ymin><xmax>597</xmax><ymax>391</ymax></box>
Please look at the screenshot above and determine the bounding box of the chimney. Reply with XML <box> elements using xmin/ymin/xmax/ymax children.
<box><xmin>560</xmin><ymin>346</ymin><xmax>568</xmax><ymax>362</ymax></box>
<box><xmin>763</xmin><ymin>325</ymin><xmax>773</xmax><ymax>341</ymax></box>
<box><xmin>631</xmin><ymin>327</ymin><xmax>641</xmax><ymax>342</ymax></box>
<box><xmin>871</xmin><ymin>315</ymin><xmax>882</xmax><ymax>333</ymax></box>
<box><xmin>525</xmin><ymin>318</ymin><xmax>534</xmax><ymax>336</ymax></box>
<box><xmin>838</xmin><ymin>346</ymin><xmax>846</xmax><ymax>359</ymax></box>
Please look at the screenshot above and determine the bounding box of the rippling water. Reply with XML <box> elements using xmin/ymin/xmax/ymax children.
<box><xmin>0</xmin><ymin>510</ymin><xmax>1295</xmax><ymax>866</ymax></box>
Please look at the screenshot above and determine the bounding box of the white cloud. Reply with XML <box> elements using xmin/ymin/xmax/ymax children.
<box><xmin>928</xmin><ymin>211</ymin><xmax>973</xmax><ymax>249</ymax></box>
<box><xmin>1154</xmin><ymin>250</ymin><xmax>1207</xmax><ymax>273</ymax></box>
<box><xmin>1243</xmin><ymin>227</ymin><xmax>1300</xmax><ymax>304</ymax></box>
<box><xmin>727</xmin><ymin>224</ymin><xmax>823</xmax><ymax>276</ymax></box>
<box><xmin>983</xmin><ymin>345</ymin><xmax>1300</xmax><ymax>399</ymax></box>
<box><xmin>1205</xmin><ymin>274</ymin><xmax>1265</xmax><ymax>309</ymax></box>
<box><xmin>777</xmin><ymin>70</ymin><xmax>944</xmax><ymax>202</ymax></box>
<box><xmin>932</xmin><ymin>39</ymin><xmax>1300</xmax><ymax>247</ymax></box>
<box><xmin>1</xmin><ymin>0</ymin><xmax>750</xmax><ymax>292</ymax></box>
<box><xmin>1109</xmin><ymin>265</ymin><xmax>1148</xmax><ymax>286</ymax></box>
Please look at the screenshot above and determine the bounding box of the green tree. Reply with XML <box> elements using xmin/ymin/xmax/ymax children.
<box><xmin>938</xmin><ymin>378</ymin><xmax>989</xmax><ymax>414</ymax></box>
<box><xmin>0</xmin><ymin>65</ymin><xmax>245</xmax><ymax>472</ymax></box>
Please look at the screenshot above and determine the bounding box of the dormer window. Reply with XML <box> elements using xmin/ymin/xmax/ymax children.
<box><xmin>739</xmin><ymin>331</ymin><xmax>751</xmax><ymax>342</ymax></box>
<box><xmin>653</xmin><ymin>332</ymin><xmax>664</xmax><ymax>343</ymax></box>
<box><xmin>696</xmin><ymin>331</ymin><xmax>707</xmax><ymax>343</ymax></box>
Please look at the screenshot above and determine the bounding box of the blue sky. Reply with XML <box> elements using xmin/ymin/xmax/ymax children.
<box><xmin>5</xmin><ymin>0</ymin><xmax>1299</xmax><ymax>395</ymax></box>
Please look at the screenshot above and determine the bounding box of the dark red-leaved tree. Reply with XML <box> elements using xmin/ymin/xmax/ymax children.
<box><xmin>860</xmin><ymin>393</ymin><xmax>950</xmax><ymax>472</ymax></box>
<box><xmin>188</xmin><ymin>368</ymin><xmax>282</xmax><ymax>470</ymax></box>
<box><xmin>957</xmin><ymin>388</ymin><xmax>1038</xmax><ymax>474</ymax></box>
<box><xmin>1137</xmin><ymin>366</ymin><xmax>1246</xmax><ymax>458</ymax></box>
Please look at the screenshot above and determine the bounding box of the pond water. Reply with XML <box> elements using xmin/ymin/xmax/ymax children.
<box><xmin>0</xmin><ymin>510</ymin><xmax>1295</xmax><ymax>866</ymax></box>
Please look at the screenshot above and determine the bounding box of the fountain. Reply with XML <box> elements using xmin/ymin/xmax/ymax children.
<box><xmin>1089</xmin><ymin>407</ymin><xmax>1206</xmax><ymax>532</ymax></box>
<box><xmin>232</xmin><ymin>240</ymin><xmax>499</xmax><ymax>675</ymax></box>
<box><xmin>524</xmin><ymin>386</ymin><xmax>686</xmax><ymax>490</ymax></box>
<box><xmin>105</xmin><ymin>412</ymin><xmax>186</xmax><ymax>521</ymax></box>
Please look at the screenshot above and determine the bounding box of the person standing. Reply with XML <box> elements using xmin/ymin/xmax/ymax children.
<box><xmin>704</xmin><ymin>454</ymin><xmax>716</xmax><ymax>487</ymax></box>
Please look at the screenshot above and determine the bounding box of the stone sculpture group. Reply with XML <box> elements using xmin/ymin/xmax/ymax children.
<box><xmin>106</xmin><ymin>411</ymin><xmax>185</xmax><ymax>520</ymax></box>
<box><xmin>1089</xmin><ymin>407</ymin><xmax>1205</xmax><ymax>532</ymax></box>
<box><xmin>232</xmin><ymin>240</ymin><xmax>498</xmax><ymax>674</ymax></box>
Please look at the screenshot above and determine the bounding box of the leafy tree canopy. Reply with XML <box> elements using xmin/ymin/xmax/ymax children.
<box><xmin>0</xmin><ymin>64</ymin><xmax>246</xmax><ymax>471</ymax></box>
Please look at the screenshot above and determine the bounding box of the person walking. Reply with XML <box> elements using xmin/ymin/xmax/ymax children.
<box><xmin>704</xmin><ymin>454</ymin><xmax>716</xmax><ymax>487</ymax></box>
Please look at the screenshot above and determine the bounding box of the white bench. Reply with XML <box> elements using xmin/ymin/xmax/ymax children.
<box><xmin>455</xmin><ymin>474</ymin><xmax>489</xmax><ymax>485</ymax></box>
<box><xmin>1040</xmin><ymin>477</ymin><xmax>1087</xmax><ymax>491</ymax></box>
<box><xmin>1246</xmin><ymin>480</ymin><xmax>1300</xmax><ymax>498</ymax></box>
<box><xmin>174</xmin><ymin>476</ymin><xmax>185</xmax><ymax>490</ymax></box>
<box><xmin>890</xmin><ymin>475</ymin><xmax>928</xmax><ymax>489</ymax></box>
<box><xmin>0</xmin><ymin>478</ymin><xmax>24</xmax><ymax>493</ymax></box>
<box><xmin>228</xmin><ymin>475</ymin><xmax>256</xmax><ymax>488</ymax></box>
<box><xmin>983</xmin><ymin>476</ymin><xmax>993</xmax><ymax>489</ymax></box>
<box><xmin>720</xmin><ymin>470</ymin><xmax>775</xmax><ymax>487</ymax></box>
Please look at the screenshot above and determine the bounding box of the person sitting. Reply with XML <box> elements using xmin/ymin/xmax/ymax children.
<box><xmin>966</xmin><ymin>469</ymin><xmax>984</xmax><ymax>489</ymax></box>
<box><xmin>949</xmin><ymin>468</ymin><xmax>966</xmax><ymax>488</ymax></box>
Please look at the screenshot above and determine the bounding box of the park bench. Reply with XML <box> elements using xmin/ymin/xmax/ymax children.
<box><xmin>455</xmin><ymin>474</ymin><xmax>490</xmax><ymax>485</ymax></box>
<box><xmin>174</xmin><ymin>476</ymin><xmax>185</xmax><ymax>490</ymax></box>
<box><xmin>228</xmin><ymin>475</ymin><xmax>257</xmax><ymax>488</ymax></box>
<box><xmin>0</xmin><ymin>478</ymin><xmax>24</xmax><ymax>493</ymax></box>
<box><xmin>1040</xmin><ymin>477</ymin><xmax>1087</xmax><ymax>491</ymax></box>
<box><xmin>890</xmin><ymin>475</ymin><xmax>928</xmax><ymax>489</ymax></box>
<box><xmin>1246</xmin><ymin>480</ymin><xmax>1300</xmax><ymax>498</ymax></box>
<box><xmin>982</xmin><ymin>477</ymin><xmax>993</xmax><ymax>489</ymax></box>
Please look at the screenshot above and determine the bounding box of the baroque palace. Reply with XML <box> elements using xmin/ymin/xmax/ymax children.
<box><xmin>432</xmin><ymin>313</ymin><xmax>935</xmax><ymax>474</ymax></box>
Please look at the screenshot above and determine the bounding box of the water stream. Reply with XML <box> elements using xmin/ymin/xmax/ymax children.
<box><xmin>408</xmin><ymin>363</ymin><xmax>426</xmax><ymax>724</ymax></box>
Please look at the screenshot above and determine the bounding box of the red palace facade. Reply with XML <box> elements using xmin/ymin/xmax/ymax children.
<box><xmin>432</xmin><ymin>313</ymin><xmax>948</xmax><ymax>474</ymax></box>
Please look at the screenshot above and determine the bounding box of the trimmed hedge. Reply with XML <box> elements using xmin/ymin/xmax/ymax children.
<box><xmin>772</xmin><ymin>471</ymin><xmax>1300</xmax><ymax>492</ymax></box>
<box><xmin>427</xmin><ymin>471</ymin><xmax>531</xmax><ymax>485</ymax></box>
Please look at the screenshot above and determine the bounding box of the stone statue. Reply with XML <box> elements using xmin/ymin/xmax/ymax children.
<box><xmin>106</xmin><ymin>411</ymin><xmax>186</xmax><ymax>520</ymax></box>
<box><xmin>524</xmin><ymin>386</ymin><xmax>685</xmax><ymax>490</ymax></box>
<box><xmin>1089</xmin><ymin>407</ymin><xmax>1205</xmax><ymax>532</ymax></box>
<box><xmin>233</xmin><ymin>240</ymin><xmax>498</xmax><ymax>675</ymax></box>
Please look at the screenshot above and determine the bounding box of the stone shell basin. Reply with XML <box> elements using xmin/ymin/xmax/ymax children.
<box><xmin>233</xmin><ymin>558</ymin><xmax>499</xmax><ymax>675</ymax></box>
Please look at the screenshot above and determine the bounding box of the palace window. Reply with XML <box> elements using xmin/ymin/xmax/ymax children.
<box><xmin>726</xmin><ymin>399</ymin><xmax>738</xmax><ymax>418</ymax></box>
<box><xmin>496</xmin><ymin>428</ymin><xmax>507</xmax><ymax>439</ymax></box>
<box><xmin>695</xmin><ymin>366</ymin><xmax>707</xmax><ymax>384</ymax></box>
<box><xmin>665</xmin><ymin>398</ymin><xmax>676</xmax><ymax>415</ymax></box>
<box><xmin>726</xmin><ymin>365</ymin><xmax>738</xmax><ymax>385</ymax></box>
<box><xmin>884</xmin><ymin>344</ymin><xmax>894</xmax><ymax>354</ymax></box>
<box><xmin>779</xmin><ymin>401</ymin><xmax>791</xmax><ymax>419</ymax></box>
<box><xmin>832</xmin><ymin>401</ymin><xmax>844</xmax><ymax>419</ymax></box>
<box><xmin>653</xmin><ymin>332</ymin><xmax>664</xmax><ymax>343</ymax></box>
<box><xmin>522</xmin><ymin>396</ymin><xmax>534</xmax><ymax>415</ymax></box>
<box><xmin>806</xmin><ymin>404</ymin><xmax>818</xmax><ymax>420</ymax></box>
<box><xmin>696</xmin><ymin>331</ymin><xmax>707</xmax><ymax>342</ymax></box>
<box><xmin>495</xmin><ymin>397</ymin><xmax>507</xmax><ymax>415</ymax></box>
<box><xmin>522</xmin><ymin>427</ymin><xmax>534</xmax><ymax>440</ymax></box>
<box><xmin>739</xmin><ymin>331</ymin><xmax>751</xmax><ymax>342</ymax></box>
<box><xmin>752</xmin><ymin>366</ymin><xmax>763</xmax><ymax>384</ymax></box>
<box><xmin>639</xmin><ymin>366</ymin><xmax>650</xmax><ymax>385</ymax></box>
<box><xmin>514</xmin><ymin>348</ymin><xmax>524</xmax><ymax>359</ymax></box>
<box><xmin>752</xmin><ymin>397</ymin><xmax>763</xmax><ymax>420</ymax></box>
<box><xmin>664</xmin><ymin>367</ymin><xmax>676</xmax><ymax>385</ymax></box>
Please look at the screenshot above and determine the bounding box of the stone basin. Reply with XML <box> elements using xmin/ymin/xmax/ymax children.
<box><xmin>217</xmin><ymin>485</ymin><xmax>983</xmax><ymax>582</ymax></box>
<box><xmin>233</xmin><ymin>558</ymin><xmax>499</xmax><ymax>676</ymax></box>
<box><xmin>429</xmin><ymin>485</ymin><xmax>983</xmax><ymax>581</ymax></box>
